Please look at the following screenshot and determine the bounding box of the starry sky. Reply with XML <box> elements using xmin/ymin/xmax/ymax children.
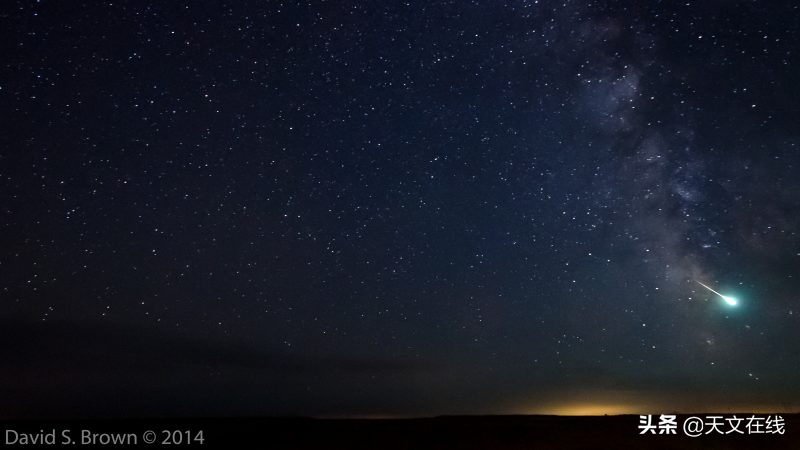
<box><xmin>2</xmin><ymin>0</ymin><xmax>800</xmax><ymax>418</ymax></box>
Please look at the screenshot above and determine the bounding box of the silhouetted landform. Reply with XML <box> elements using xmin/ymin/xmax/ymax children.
<box><xmin>257</xmin><ymin>415</ymin><xmax>798</xmax><ymax>449</ymax></box>
<box><xmin>4</xmin><ymin>415</ymin><xmax>797</xmax><ymax>449</ymax></box>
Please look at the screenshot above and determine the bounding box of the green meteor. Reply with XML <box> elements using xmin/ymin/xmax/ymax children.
<box><xmin>696</xmin><ymin>281</ymin><xmax>738</xmax><ymax>306</ymax></box>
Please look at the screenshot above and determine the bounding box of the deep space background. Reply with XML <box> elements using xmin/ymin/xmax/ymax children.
<box><xmin>1</xmin><ymin>0</ymin><xmax>800</xmax><ymax>417</ymax></box>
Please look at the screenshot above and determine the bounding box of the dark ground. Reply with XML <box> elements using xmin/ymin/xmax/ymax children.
<box><xmin>3</xmin><ymin>415</ymin><xmax>798</xmax><ymax>449</ymax></box>
<box><xmin>243</xmin><ymin>415</ymin><xmax>798</xmax><ymax>449</ymax></box>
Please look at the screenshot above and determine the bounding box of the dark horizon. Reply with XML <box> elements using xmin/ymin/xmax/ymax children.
<box><xmin>2</xmin><ymin>318</ymin><xmax>798</xmax><ymax>418</ymax></box>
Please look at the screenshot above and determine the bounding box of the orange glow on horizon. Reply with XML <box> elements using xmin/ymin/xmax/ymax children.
<box><xmin>533</xmin><ymin>403</ymin><xmax>644</xmax><ymax>416</ymax></box>
<box><xmin>524</xmin><ymin>402</ymin><xmax>795</xmax><ymax>416</ymax></box>
<box><xmin>515</xmin><ymin>390</ymin><xmax>797</xmax><ymax>416</ymax></box>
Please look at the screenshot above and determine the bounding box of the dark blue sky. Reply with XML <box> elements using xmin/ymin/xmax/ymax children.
<box><xmin>1</xmin><ymin>0</ymin><xmax>799</xmax><ymax>417</ymax></box>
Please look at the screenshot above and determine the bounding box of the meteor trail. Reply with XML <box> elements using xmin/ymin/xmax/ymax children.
<box><xmin>696</xmin><ymin>281</ymin><xmax>738</xmax><ymax>306</ymax></box>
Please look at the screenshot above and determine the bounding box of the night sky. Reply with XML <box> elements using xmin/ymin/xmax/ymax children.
<box><xmin>2</xmin><ymin>0</ymin><xmax>800</xmax><ymax>418</ymax></box>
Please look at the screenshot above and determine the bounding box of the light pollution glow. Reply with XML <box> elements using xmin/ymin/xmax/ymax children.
<box><xmin>515</xmin><ymin>391</ymin><xmax>795</xmax><ymax>416</ymax></box>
